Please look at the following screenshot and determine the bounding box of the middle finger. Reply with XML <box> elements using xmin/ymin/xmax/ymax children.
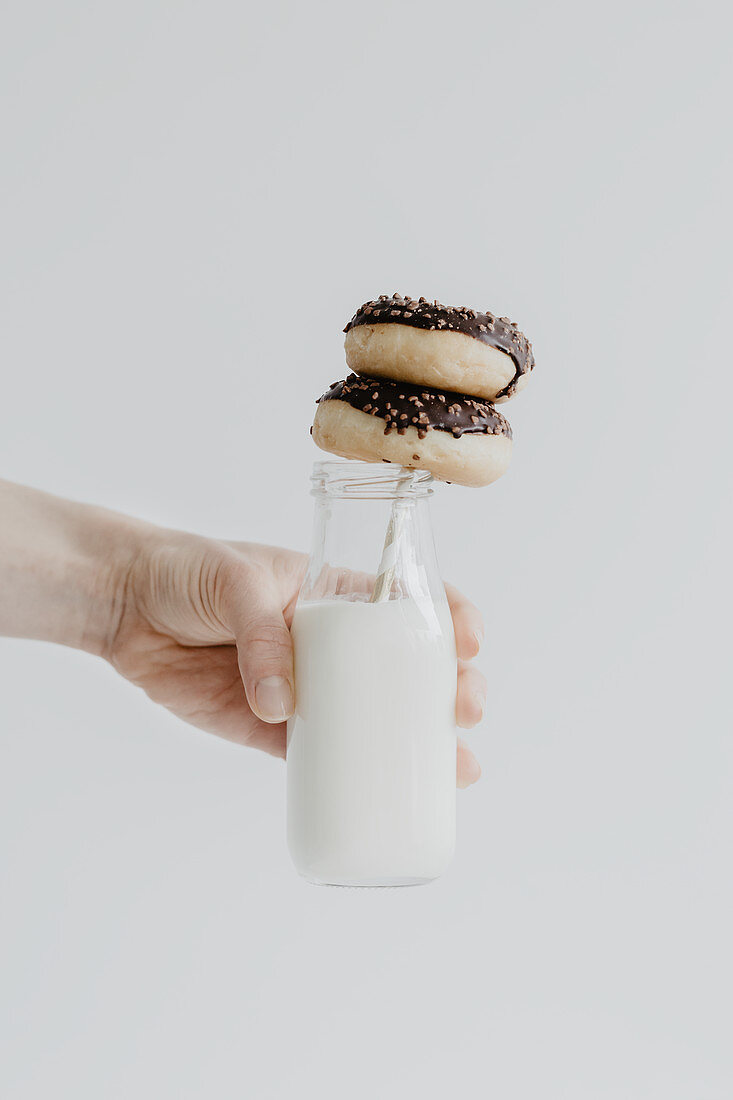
<box><xmin>456</xmin><ymin>660</ymin><xmax>487</xmax><ymax>729</ymax></box>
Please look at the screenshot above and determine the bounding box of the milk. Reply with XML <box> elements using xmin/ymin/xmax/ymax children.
<box><xmin>287</xmin><ymin>597</ymin><xmax>457</xmax><ymax>886</ymax></box>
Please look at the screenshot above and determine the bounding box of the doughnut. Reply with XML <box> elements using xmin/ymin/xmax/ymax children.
<box><xmin>344</xmin><ymin>293</ymin><xmax>534</xmax><ymax>404</ymax></box>
<box><xmin>311</xmin><ymin>374</ymin><xmax>513</xmax><ymax>488</ymax></box>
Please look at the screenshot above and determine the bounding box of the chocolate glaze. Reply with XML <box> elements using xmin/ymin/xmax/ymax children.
<box><xmin>318</xmin><ymin>373</ymin><xmax>512</xmax><ymax>441</ymax></box>
<box><xmin>344</xmin><ymin>293</ymin><xmax>534</xmax><ymax>400</ymax></box>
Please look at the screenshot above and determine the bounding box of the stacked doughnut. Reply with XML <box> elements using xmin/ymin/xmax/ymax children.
<box><xmin>311</xmin><ymin>293</ymin><xmax>534</xmax><ymax>487</ymax></box>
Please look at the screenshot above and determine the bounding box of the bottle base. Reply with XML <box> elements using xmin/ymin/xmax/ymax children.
<box><xmin>299</xmin><ymin>873</ymin><xmax>439</xmax><ymax>889</ymax></box>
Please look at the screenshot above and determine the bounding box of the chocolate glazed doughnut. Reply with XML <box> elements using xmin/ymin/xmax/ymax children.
<box><xmin>312</xmin><ymin>374</ymin><xmax>513</xmax><ymax>488</ymax></box>
<box><xmin>344</xmin><ymin>293</ymin><xmax>534</xmax><ymax>404</ymax></box>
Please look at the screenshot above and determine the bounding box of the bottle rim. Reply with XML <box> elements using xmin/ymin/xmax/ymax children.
<box><xmin>310</xmin><ymin>461</ymin><xmax>434</xmax><ymax>499</ymax></box>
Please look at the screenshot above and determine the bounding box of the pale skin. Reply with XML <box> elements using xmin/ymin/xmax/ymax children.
<box><xmin>0</xmin><ymin>480</ymin><xmax>486</xmax><ymax>786</ymax></box>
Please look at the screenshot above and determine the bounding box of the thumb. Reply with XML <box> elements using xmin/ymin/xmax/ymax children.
<box><xmin>221</xmin><ymin>564</ymin><xmax>295</xmax><ymax>724</ymax></box>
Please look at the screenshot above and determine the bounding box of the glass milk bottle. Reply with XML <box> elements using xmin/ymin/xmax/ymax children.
<box><xmin>287</xmin><ymin>461</ymin><xmax>457</xmax><ymax>887</ymax></box>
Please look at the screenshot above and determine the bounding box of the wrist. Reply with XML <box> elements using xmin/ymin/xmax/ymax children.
<box><xmin>0</xmin><ymin>481</ymin><xmax>151</xmax><ymax>658</ymax></box>
<box><xmin>72</xmin><ymin>503</ymin><xmax>148</xmax><ymax>658</ymax></box>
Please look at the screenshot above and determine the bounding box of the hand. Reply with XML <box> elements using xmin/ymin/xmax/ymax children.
<box><xmin>108</xmin><ymin>531</ymin><xmax>487</xmax><ymax>786</ymax></box>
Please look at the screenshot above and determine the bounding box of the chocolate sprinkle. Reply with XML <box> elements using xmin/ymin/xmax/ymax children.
<box><xmin>344</xmin><ymin>292</ymin><xmax>534</xmax><ymax>400</ymax></box>
<box><xmin>317</xmin><ymin>374</ymin><xmax>512</xmax><ymax>440</ymax></box>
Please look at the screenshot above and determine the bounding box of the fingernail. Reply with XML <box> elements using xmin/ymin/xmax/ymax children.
<box><xmin>473</xmin><ymin>690</ymin><xmax>486</xmax><ymax>721</ymax></box>
<box><xmin>254</xmin><ymin>676</ymin><xmax>294</xmax><ymax>722</ymax></box>
<box><xmin>473</xmin><ymin>628</ymin><xmax>484</xmax><ymax>652</ymax></box>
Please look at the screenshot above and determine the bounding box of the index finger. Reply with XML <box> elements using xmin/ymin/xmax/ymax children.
<box><xmin>445</xmin><ymin>582</ymin><xmax>484</xmax><ymax>661</ymax></box>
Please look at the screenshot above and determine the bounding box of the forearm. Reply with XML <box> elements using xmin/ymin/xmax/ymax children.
<box><xmin>0</xmin><ymin>480</ymin><xmax>142</xmax><ymax>656</ymax></box>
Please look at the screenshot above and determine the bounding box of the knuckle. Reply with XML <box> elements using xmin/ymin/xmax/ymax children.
<box><xmin>246</xmin><ymin>618</ymin><xmax>290</xmax><ymax>648</ymax></box>
<box><xmin>243</xmin><ymin>618</ymin><xmax>292</xmax><ymax>666</ymax></box>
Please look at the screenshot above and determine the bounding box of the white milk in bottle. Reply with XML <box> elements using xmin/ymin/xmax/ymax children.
<box><xmin>286</xmin><ymin>463</ymin><xmax>457</xmax><ymax>887</ymax></box>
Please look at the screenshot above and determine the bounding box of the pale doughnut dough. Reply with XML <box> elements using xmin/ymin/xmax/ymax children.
<box><xmin>312</xmin><ymin>399</ymin><xmax>512</xmax><ymax>488</ymax></box>
<box><xmin>345</xmin><ymin>323</ymin><xmax>523</xmax><ymax>404</ymax></box>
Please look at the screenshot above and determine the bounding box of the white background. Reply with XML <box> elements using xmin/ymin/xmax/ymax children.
<box><xmin>1</xmin><ymin>2</ymin><xmax>731</xmax><ymax>1097</ymax></box>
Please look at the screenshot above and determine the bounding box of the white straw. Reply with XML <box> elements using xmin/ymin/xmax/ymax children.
<box><xmin>370</xmin><ymin>502</ymin><xmax>405</xmax><ymax>602</ymax></box>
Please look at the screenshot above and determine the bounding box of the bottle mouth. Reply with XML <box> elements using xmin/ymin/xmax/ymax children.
<box><xmin>311</xmin><ymin>461</ymin><xmax>434</xmax><ymax>499</ymax></box>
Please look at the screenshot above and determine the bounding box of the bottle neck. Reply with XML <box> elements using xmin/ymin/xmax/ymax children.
<box><xmin>300</xmin><ymin>462</ymin><xmax>445</xmax><ymax>609</ymax></box>
<box><xmin>310</xmin><ymin>461</ymin><xmax>434</xmax><ymax>502</ymax></box>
